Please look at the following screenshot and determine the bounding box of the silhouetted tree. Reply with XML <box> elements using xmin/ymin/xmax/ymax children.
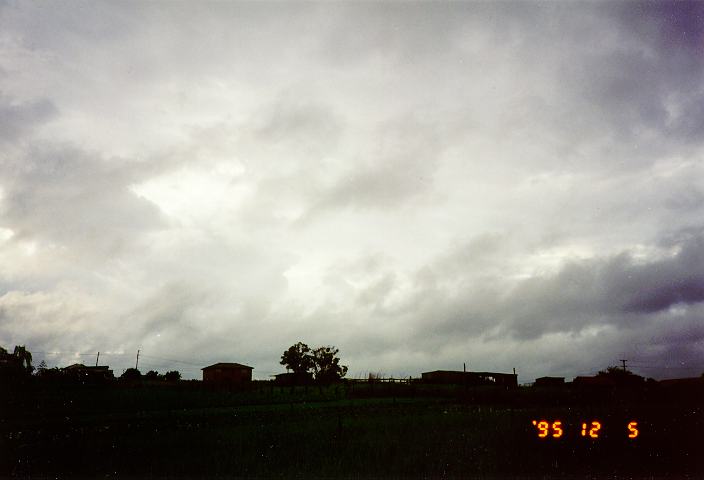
<box><xmin>0</xmin><ymin>345</ymin><xmax>34</xmax><ymax>384</ymax></box>
<box><xmin>597</xmin><ymin>366</ymin><xmax>644</xmax><ymax>385</ymax></box>
<box><xmin>13</xmin><ymin>345</ymin><xmax>33</xmax><ymax>374</ymax></box>
<box><xmin>280</xmin><ymin>342</ymin><xmax>313</xmax><ymax>374</ymax></box>
<box><xmin>145</xmin><ymin>370</ymin><xmax>159</xmax><ymax>380</ymax></box>
<box><xmin>120</xmin><ymin>368</ymin><xmax>141</xmax><ymax>381</ymax></box>
<box><xmin>164</xmin><ymin>370</ymin><xmax>181</xmax><ymax>381</ymax></box>
<box><xmin>311</xmin><ymin>346</ymin><xmax>347</xmax><ymax>384</ymax></box>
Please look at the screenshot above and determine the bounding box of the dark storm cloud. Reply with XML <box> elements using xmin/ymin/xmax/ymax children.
<box><xmin>579</xmin><ymin>1</ymin><xmax>704</xmax><ymax>146</ymax></box>
<box><xmin>620</xmin><ymin>1</ymin><xmax>704</xmax><ymax>52</ymax></box>
<box><xmin>455</xmin><ymin>234</ymin><xmax>704</xmax><ymax>341</ymax></box>
<box><xmin>361</xmin><ymin>230</ymin><xmax>704</xmax><ymax>349</ymax></box>
<box><xmin>617</xmin><ymin>238</ymin><xmax>704</xmax><ymax>314</ymax></box>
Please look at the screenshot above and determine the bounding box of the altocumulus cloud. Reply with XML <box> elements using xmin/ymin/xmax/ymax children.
<box><xmin>0</xmin><ymin>1</ymin><xmax>702</xmax><ymax>381</ymax></box>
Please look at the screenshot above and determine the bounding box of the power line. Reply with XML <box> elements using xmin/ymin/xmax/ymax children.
<box><xmin>140</xmin><ymin>354</ymin><xmax>204</xmax><ymax>367</ymax></box>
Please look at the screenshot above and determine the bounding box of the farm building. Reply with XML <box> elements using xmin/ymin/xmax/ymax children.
<box><xmin>62</xmin><ymin>364</ymin><xmax>114</xmax><ymax>381</ymax></box>
<box><xmin>202</xmin><ymin>362</ymin><xmax>253</xmax><ymax>384</ymax></box>
<box><xmin>534</xmin><ymin>376</ymin><xmax>565</xmax><ymax>387</ymax></box>
<box><xmin>421</xmin><ymin>370</ymin><xmax>517</xmax><ymax>388</ymax></box>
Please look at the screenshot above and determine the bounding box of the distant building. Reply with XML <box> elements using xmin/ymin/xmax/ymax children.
<box><xmin>659</xmin><ymin>377</ymin><xmax>704</xmax><ymax>388</ymax></box>
<box><xmin>202</xmin><ymin>363</ymin><xmax>253</xmax><ymax>384</ymax></box>
<box><xmin>572</xmin><ymin>376</ymin><xmax>615</xmax><ymax>387</ymax></box>
<box><xmin>62</xmin><ymin>363</ymin><xmax>114</xmax><ymax>381</ymax></box>
<box><xmin>421</xmin><ymin>370</ymin><xmax>517</xmax><ymax>388</ymax></box>
<box><xmin>534</xmin><ymin>376</ymin><xmax>565</xmax><ymax>387</ymax></box>
<box><xmin>573</xmin><ymin>372</ymin><xmax>645</xmax><ymax>387</ymax></box>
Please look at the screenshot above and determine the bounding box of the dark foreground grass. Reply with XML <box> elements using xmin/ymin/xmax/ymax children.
<box><xmin>1</xmin><ymin>384</ymin><xmax>702</xmax><ymax>478</ymax></box>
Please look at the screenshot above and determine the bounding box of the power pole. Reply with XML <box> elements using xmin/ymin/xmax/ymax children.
<box><xmin>135</xmin><ymin>349</ymin><xmax>140</xmax><ymax>370</ymax></box>
<box><xmin>619</xmin><ymin>359</ymin><xmax>627</xmax><ymax>371</ymax></box>
<box><xmin>95</xmin><ymin>352</ymin><xmax>100</xmax><ymax>366</ymax></box>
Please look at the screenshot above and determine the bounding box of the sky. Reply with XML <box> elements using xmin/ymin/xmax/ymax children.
<box><xmin>1</xmin><ymin>1</ymin><xmax>703</xmax><ymax>382</ymax></box>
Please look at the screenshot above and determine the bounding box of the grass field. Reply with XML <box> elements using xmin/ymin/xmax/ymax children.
<box><xmin>1</xmin><ymin>382</ymin><xmax>702</xmax><ymax>478</ymax></box>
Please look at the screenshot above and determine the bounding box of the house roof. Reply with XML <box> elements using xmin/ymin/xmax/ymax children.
<box><xmin>63</xmin><ymin>363</ymin><xmax>111</xmax><ymax>371</ymax></box>
<box><xmin>202</xmin><ymin>362</ymin><xmax>253</xmax><ymax>370</ymax></box>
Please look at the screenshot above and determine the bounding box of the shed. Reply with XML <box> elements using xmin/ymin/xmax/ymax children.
<box><xmin>202</xmin><ymin>362</ymin><xmax>253</xmax><ymax>384</ymax></box>
<box><xmin>62</xmin><ymin>363</ymin><xmax>114</xmax><ymax>380</ymax></box>
<box><xmin>535</xmin><ymin>376</ymin><xmax>565</xmax><ymax>387</ymax></box>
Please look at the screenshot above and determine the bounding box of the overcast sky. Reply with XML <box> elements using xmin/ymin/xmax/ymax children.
<box><xmin>1</xmin><ymin>1</ymin><xmax>703</xmax><ymax>381</ymax></box>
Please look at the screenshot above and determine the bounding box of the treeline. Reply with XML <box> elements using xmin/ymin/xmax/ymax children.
<box><xmin>0</xmin><ymin>345</ymin><xmax>182</xmax><ymax>386</ymax></box>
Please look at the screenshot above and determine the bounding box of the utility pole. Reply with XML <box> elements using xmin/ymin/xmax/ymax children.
<box><xmin>95</xmin><ymin>352</ymin><xmax>100</xmax><ymax>366</ymax></box>
<box><xmin>135</xmin><ymin>349</ymin><xmax>140</xmax><ymax>370</ymax></box>
<box><xmin>463</xmin><ymin>362</ymin><xmax>466</xmax><ymax>373</ymax></box>
<box><xmin>620</xmin><ymin>359</ymin><xmax>627</xmax><ymax>371</ymax></box>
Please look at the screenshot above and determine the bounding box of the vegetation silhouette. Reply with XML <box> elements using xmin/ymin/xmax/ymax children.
<box><xmin>280</xmin><ymin>342</ymin><xmax>348</xmax><ymax>384</ymax></box>
<box><xmin>280</xmin><ymin>342</ymin><xmax>313</xmax><ymax>375</ymax></box>
<box><xmin>1</xmin><ymin>344</ymin><xmax>702</xmax><ymax>478</ymax></box>
<box><xmin>119</xmin><ymin>368</ymin><xmax>142</xmax><ymax>381</ymax></box>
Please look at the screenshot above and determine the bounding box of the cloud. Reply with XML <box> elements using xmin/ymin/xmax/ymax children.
<box><xmin>0</xmin><ymin>2</ymin><xmax>703</xmax><ymax>382</ymax></box>
<box><xmin>0</xmin><ymin>96</ymin><xmax>57</xmax><ymax>142</ymax></box>
<box><xmin>0</xmin><ymin>143</ymin><xmax>166</xmax><ymax>261</ymax></box>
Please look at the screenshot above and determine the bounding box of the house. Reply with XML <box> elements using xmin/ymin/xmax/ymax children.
<box><xmin>421</xmin><ymin>370</ymin><xmax>518</xmax><ymax>388</ymax></box>
<box><xmin>202</xmin><ymin>362</ymin><xmax>253</xmax><ymax>384</ymax></box>
<box><xmin>62</xmin><ymin>363</ymin><xmax>114</xmax><ymax>381</ymax></box>
<box><xmin>534</xmin><ymin>376</ymin><xmax>565</xmax><ymax>387</ymax></box>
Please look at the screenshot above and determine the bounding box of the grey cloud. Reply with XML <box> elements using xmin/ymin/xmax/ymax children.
<box><xmin>304</xmin><ymin>117</ymin><xmax>442</xmax><ymax>217</ymax></box>
<box><xmin>0</xmin><ymin>289</ymin><xmax>105</xmax><ymax>357</ymax></box>
<box><xmin>0</xmin><ymin>143</ymin><xmax>166</xmax><ymax>260</ymax></box>
<box><xmin>563</xmin><ymin>1</ymin><xmax>704</xmax><ymax>147</ymax></box>
<box><xmin>366</xmin><ymin>232</ymin><xmax>704</xmax><ymax>349</ymax></box>
<box><xmin>499</xmin><ymin>235</ymin><xmax>704</xmax><ymax>338</ymax></box>
<box><xmin>251</xmin><ymin>97</ymin><xmax>342</xmax><ymax>149</ymax></box>
<box><xmin>616</xmin><ymin>239</ymin><xmax>704</xmax><ymax>314</ymax></box>
<box><xmin>2</xmin><ymin>2</ymin><xmax>704</xmax><ymax>383</ymax></box>
<box><xmin>0</xmin><ymin>96</ymin><xmax>57</xmax><ymax>142</ymax></box>
<box><xmin>619</xmin><ymin>1</ymin><xmax>704</xmax><ymax>53</ymax></box>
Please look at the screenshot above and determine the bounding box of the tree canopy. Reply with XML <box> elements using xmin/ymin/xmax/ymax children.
<box><xmin>280</xmin><ymin>342</ymin><xmax>313</xmax><ymax>374</ymax></box>
<box><xmin>280</xmin><ymin>342</ymin><xmax>347</xmax><ymax>383</ymax></box>
<box><xmin>120</xmin><ymin>368</ymin><xmax>142</xmax><ymax>381</ymax></box>
<box><xmin>311</xmin><ymin>346</ymin><xmax>348</xmax><ymax>384</ymax></box>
